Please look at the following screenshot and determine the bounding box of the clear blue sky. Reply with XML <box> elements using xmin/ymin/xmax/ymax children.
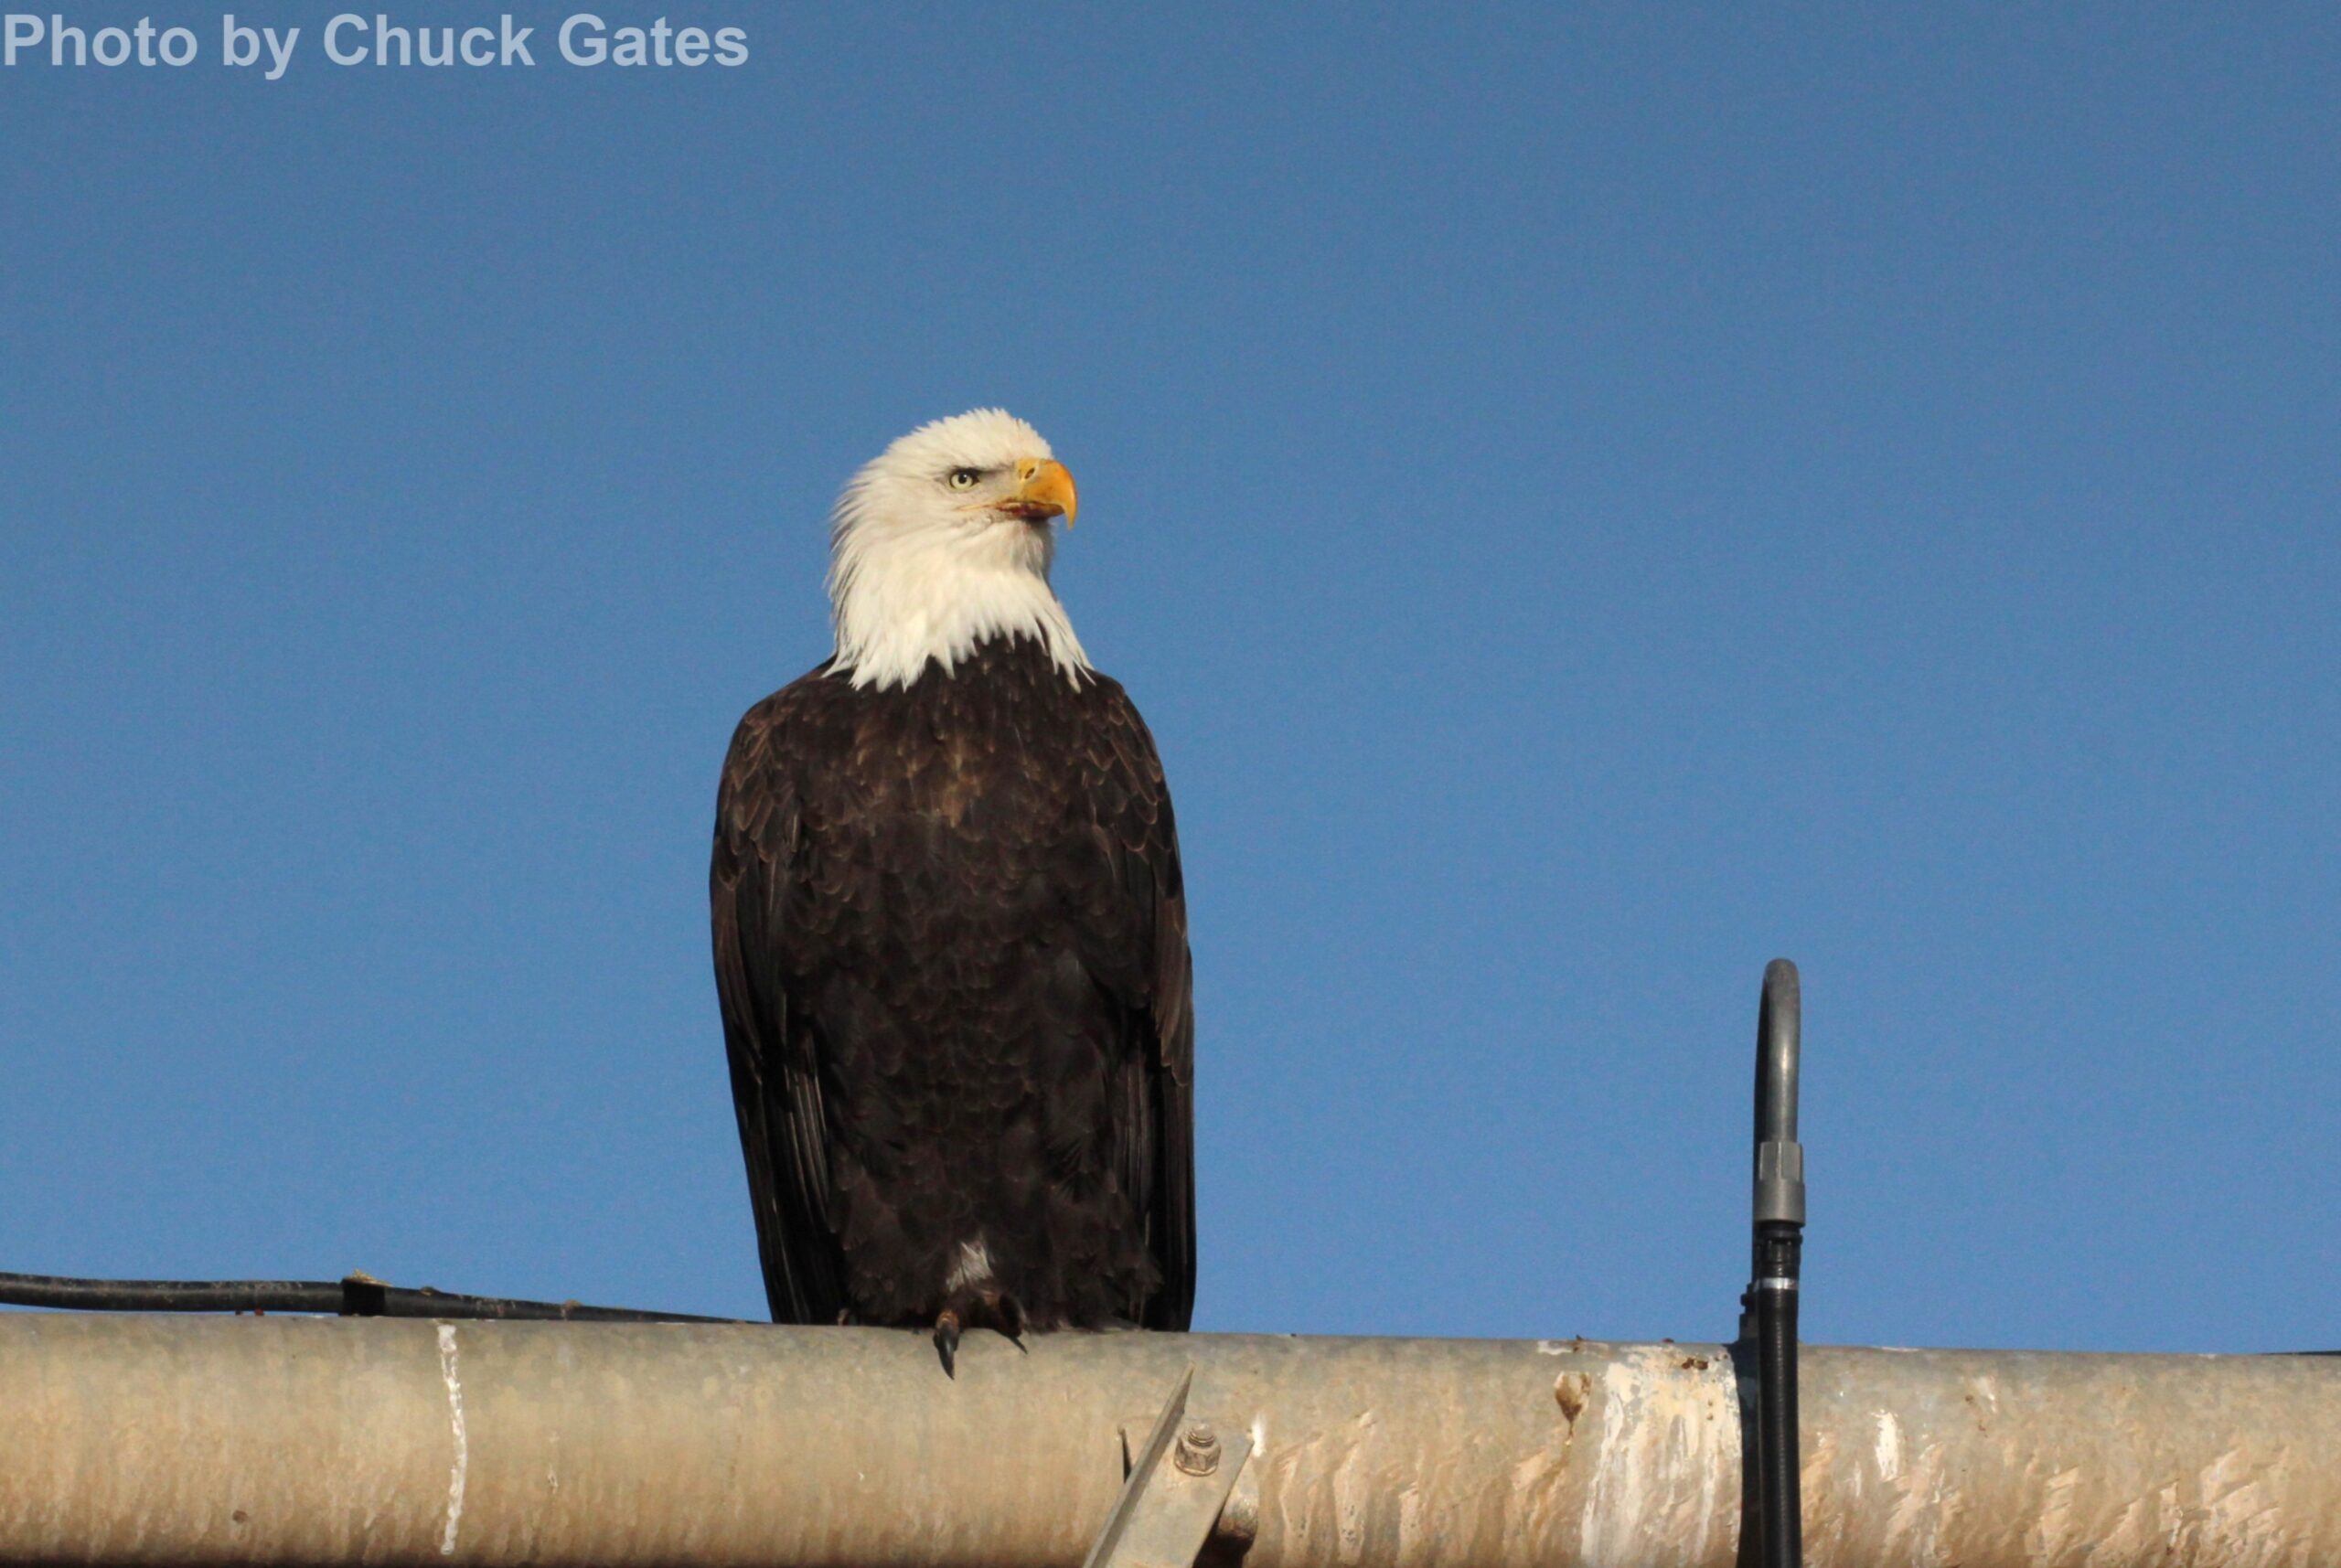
<box><xmin>3</xmin><ymin>5</ymin><xmax>2334</xmax><ymax>1353</ymax></box>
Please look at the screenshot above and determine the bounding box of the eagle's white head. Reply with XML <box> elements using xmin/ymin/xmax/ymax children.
<box><xmin>827</xmin><ymin>408</ymin><xmax>1089</xmax><ymax>691</ymax></box>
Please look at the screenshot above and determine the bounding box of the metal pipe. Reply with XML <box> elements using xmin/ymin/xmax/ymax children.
<box><xmin>0</xmin><ymin>1316</ymin><xmax>2337</xmax><ymax>1568</ymax></box>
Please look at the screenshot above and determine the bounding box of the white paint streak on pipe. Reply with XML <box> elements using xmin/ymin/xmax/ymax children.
<box><xmin>1577</xmin><ymin>1345</ymin><xmax>1738</xmax><ymax>1568</ymax></box>
<box><xmin>434</xmin><ymin>1324</ymin><xmax>467</xmax><ymax>1559</ymax></box>
<box><xmin>1871</xmin><ymin>1410</ymin><xmax>1901</xmax><ymax>1482</ymax></box>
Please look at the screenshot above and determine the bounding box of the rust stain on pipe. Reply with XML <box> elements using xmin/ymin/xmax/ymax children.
<box><xmin>0</xmin><ymin>1318</ymin><xmax>2335</xmax><ymax>1567</ymax></box>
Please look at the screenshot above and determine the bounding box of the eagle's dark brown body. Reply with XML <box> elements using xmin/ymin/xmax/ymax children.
<box><xmin>711</xmin><ymin>634</ymin><xmax>1194</xmax><ymax>1341</ymax></box>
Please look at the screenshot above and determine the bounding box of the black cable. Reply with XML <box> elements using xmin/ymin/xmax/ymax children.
<box><xmin>0</xmin><ymin>1271</ymin><xmax>741</xmax><ymax>1324</ymax></box>
<box><xmin>1750</xmin><ymin>1222</ymin><xmax>1802</xmax><ymax>1568</ymax></box>
<box><xmin>1741</xmin><ymin>958</ymin><xmax>1805</xmax><ymax>1568</ymax></box>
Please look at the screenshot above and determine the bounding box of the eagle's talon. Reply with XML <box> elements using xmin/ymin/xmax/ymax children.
<box><xmin>979</xmin><ymin>1288</ymin><xmax>1031</xmax><ymax>1342</ymax></box>
<box><xmin>933</xmin><ymin>1309</ymin><xmax>962</xmax><ymax>1378</ymax></box>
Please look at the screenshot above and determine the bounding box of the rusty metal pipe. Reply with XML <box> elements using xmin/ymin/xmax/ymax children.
<box><xmin>0</xmin><ymin>1316</ymin><xmax>2336</xmax><ymax>1568</ymax></box>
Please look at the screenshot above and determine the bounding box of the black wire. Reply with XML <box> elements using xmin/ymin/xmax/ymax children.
<box><xmin>0</xmin><ymin>1271</ymin><xmax>742</xmax><ymax>1324</ymax></box>
<box><xmin>1749</xmin><ymin>1226</ymin><xmax>1803</xmax><ymax>1568</ymax></box>
<box><xmin>1744</xmin><ymin>960</ymin><xmax>1804</xmax><ymax>1568</ymax></box>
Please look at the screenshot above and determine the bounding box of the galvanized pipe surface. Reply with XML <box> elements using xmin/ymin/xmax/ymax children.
<box><xmin>0</xmin><ymin>1316</ymin><xmax>2336</xmax><ymax>1568</ymax></box>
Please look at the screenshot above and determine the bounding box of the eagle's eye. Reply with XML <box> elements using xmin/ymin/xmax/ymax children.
<box><xmin>945</xmin><ymin>467</ymin><xmax>981</xmax><ymax>492</ymax></box>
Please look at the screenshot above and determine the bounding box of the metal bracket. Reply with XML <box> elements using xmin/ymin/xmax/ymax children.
<box><xmin>1083</xmin><ymin>1365</ymin><xmax>1256</xmax><ymax>1568</ymax></box>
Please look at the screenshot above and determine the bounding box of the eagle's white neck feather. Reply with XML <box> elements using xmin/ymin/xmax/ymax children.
<box><xmin>824</xmin><ymin>411</ymin><xmax>1091</xmax><ymax>692</ymax></box>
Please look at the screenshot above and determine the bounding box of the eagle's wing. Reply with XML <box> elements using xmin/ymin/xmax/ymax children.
<box><xmin>711</xmin><ymin>689</ymin><xmax>850</xmax><ymax>1325</ymax></box>
<box><xmin>1085</xmin><ymin>682</ymin><xmax>1197</xmax><ymax>1330</ymax></box>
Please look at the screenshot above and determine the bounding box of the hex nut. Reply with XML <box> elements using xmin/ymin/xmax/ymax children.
<box><xmin>1173</xmin><ymin>1422</ymin><xmax>1221</xmax><ymax>1476</ymax></box>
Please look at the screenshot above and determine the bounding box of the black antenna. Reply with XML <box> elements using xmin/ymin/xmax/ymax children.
<box><xmin>1741</xmin><ymin>959</ymin><xmax>1804</xmax><ymax>1568</ymax></box>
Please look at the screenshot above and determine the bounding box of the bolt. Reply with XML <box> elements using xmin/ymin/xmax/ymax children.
<box><xmin>1173</xmin><ymin>1421</ymin><xmax>1220</xmax><ymax>1476</ymax></box>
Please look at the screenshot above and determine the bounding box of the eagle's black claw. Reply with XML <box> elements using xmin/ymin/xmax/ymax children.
<box><xmin>933</xmin><ymin>1309</ymin><xmax>962</xmax><ymax>1378</ymax></box>
<box><xmin>993</xmin><ymin>1291</ymin><xmax>1030</xmax><ymax>1352</ymax></box>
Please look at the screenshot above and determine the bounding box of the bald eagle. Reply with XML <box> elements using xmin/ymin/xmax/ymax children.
<box><xmin>711</xmin><ymin>410</ymin><xmax>1194</xmax><ymax>1371</ymax></box>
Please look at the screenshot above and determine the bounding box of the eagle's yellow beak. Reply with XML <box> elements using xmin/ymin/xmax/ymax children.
<box><xmin>1010</xmin><ymin>457</ymin><xmax>1079</xmax><ymax>528</ymax></box>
